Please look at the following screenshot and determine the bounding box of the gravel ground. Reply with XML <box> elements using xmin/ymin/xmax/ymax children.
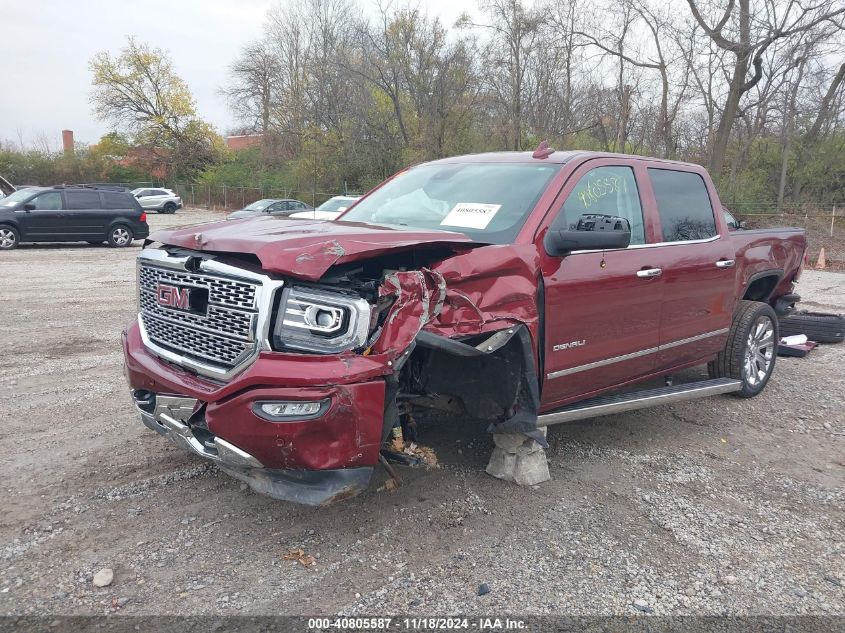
<box><xmin>0</xmin><ymin>208</ymin><xmax>842</xmax><ymax>616</ymax></box>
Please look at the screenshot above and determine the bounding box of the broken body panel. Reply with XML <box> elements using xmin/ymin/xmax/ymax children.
<box><xmin>122</xmin><ymin>150</ymin><xmax>807</xmax><ymax>504</ymax></box>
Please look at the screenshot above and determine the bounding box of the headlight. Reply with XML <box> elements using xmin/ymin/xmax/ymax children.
<box><xmin>273</xmin><ymin>286</ymin><xmax>371</xmax><ymax>354</ymax></box>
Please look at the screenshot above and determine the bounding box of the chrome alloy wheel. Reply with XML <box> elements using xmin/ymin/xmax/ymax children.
<box><xmin>0</xmin><ymin>228</ymin><xmax>16</xmax><ymax>248</ymax></box>
<box><xmin>743</xmin><ymin>316</ymin><xmax>775</xmax><ymax>386</ymax></box>
<box><xmin>112</xmin><ymin>227</ymin><xmax>131</xmax><ymax>246</ymax></box>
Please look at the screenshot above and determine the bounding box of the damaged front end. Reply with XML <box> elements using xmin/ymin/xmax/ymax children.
<box><xmin>123</xmin><ymin>221</ymin><xmax>544</xmax><ymax>505</ymax></box>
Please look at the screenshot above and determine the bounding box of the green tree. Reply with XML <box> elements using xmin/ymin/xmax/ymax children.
<box><xmin>89</xmin><ymin>37</ymin><xmax>222</xmax><ymax>178</ymax></box>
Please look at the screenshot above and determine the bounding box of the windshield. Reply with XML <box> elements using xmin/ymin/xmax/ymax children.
<box><xmin>318</xmin><ymin>197</ymin><xmax>355</xmax><ymax>212</ymax></box>
<box><xmin>341</xmin><ymin>163</ymin><xmax>561</xmax><ymax>243</ymax></box>
<box><xmin>244</xmin><ymin>199</ymin><xmax>275</xmax><ymax>211</ymax></box>
<box><xmin>0</xmin><ymin>189</ymin><xmax>38</xmax><ymax>207</ymax></box>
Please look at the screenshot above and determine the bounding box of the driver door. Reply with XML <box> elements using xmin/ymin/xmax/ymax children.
<box><xmin>17</xmin><ymin>191</ymin><xmax>66</xmax><ymax>239</ymax></box>
<box><xmin>538</xmin><ymin>160</ymin><xmax>665</xmax><ymax>408</ymax></box>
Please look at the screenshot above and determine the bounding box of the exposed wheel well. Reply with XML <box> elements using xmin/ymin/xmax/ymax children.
<box><xmin>743</xmin><ymin>273</ymin><xmax>780</xmax><ymax>302</ymax></box>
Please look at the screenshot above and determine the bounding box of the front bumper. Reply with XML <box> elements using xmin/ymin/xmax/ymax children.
<box><xmin>122</xmin><ymin>321</ymin><xmax>387</xmax><ymax>504</ymax></box>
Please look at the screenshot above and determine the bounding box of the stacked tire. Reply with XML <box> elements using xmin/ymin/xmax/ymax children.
<box><xmin>779</xmin><ymin>311</ymin><xmax>845</xmax><ymax>344</ymax></box>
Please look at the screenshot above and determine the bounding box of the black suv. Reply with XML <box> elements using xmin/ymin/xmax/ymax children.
<box><xmin>0</xmin><ymin>185</ymin><xmax>150</xmax><ymax>250</ymax></box>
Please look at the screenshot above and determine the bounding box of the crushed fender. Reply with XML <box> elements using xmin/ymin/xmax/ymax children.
<box><xmin>367</xmin><ymin>245</ymin><xmax>544</xmax><ymax>441</ymax></box>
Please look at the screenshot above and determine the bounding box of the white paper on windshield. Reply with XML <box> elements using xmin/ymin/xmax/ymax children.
<box><xmin>440</xmin><ymin>203</ymin><xmax>501</xmax><ymax>229</ymax></box>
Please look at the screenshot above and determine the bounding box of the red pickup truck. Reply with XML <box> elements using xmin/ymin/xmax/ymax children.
<box><xmin>122</xmin><ymin>150</ymin><xmax>806</xmax><ymax>504</ymax></box>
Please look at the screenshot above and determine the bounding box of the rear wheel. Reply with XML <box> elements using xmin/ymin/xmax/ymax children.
<box><xmin>708</xmin><ymin>300</ymin><xmax>778</xmax><ymax>398</ymax></box>
<box><xmin>0</xmin><ymin>225</ymin><xmax>19</xmax><ymax>250</ymax></box>
<box><xmin>163</xmin><ymin>202</ymin><xmax>177</xmax><ymax>214</ymax></box>
<box><xmin>108</xmin><ymin>224</ymin><xmax>133</xmax><ymax>248</ymax></box>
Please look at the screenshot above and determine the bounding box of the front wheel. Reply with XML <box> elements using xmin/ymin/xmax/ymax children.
<box><xmin>108</xmin><ymin>224</ymin><xmax>133</xmax><ymax>248</ymax></box>
<box><xmin>0</xmin><ymin>225</ymin><xmax>19</xmax><ymax>250</ymax></box>
<box><xmin>708</xmin><ymin>300</ymin><xmax>778</xmax><ymax>398</ymax></box>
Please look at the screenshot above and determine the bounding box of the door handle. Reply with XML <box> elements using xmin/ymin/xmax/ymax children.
<box><xmin>636</xmin><ymin>268</ymin><xmax>662</xmax><ymax>278</ymax></box>
<box><xmin>715</xmin><ymin>259</ymin><xmax>735</xmax><ymax>268</ymax></box>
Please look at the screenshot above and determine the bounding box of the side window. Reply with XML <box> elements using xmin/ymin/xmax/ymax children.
<box><xmin>103</xmin><ymin>192</ymin><xmax>131</xmax><ymax>209</ymax></box>
<box><xmin>152</xmin><ymin>190</ymin><xmax>168</xmax><ymax>196</ymax></box>
<box><xmin>31</xmin><ymin>192</ymin><xmax>63</xmax><ymax>210</ymax></box>
<box><xmin>648</xmin><ymin>169</ymin><xmax>717</xmax><ymax>242</ymax></box>
<box><xmin>137</xmin><ymin>190</ymin><xmax>151</xmax><ymax>197</ymax></box>
<box><xmin>292</xmin><ymin>201</ymin><xmax>305</xmax><ymax>209</ymax></box>
<box><xmin>66</xmin><ymin>191</ymin><xmax>102</xmax><ymax>210</ymax></box>
<box><xmin>554</xmin><ymin>166</ymin><xmax>645</xmax><ymax>245</ymax></box>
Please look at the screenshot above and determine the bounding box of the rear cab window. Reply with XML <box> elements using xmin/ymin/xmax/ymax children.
<box><xmin>648</xmin><ymin>169</ymin><xmax>717</xmax><ymax>242</ymax></box>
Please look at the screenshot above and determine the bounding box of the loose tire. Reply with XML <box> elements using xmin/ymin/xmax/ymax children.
<box><xmin>108</xmin><ymin>224</ymin><xmax>133</xmax><ymax>248</ymax></box>
<box><xmin>708</xmin><ymin>300</ymin><xmax>778</xmax><ymax>398</ymax></box>
<box><xmin>779</xmin><ymin>311</ymin><xmax>844</xmax><ymax>344</ymax></box>
<box><xmin>163</xmin><ymin>202</ymin><xmax>177</xmax><ymax>214</ymax></box>
<box><xmin>0</xmin><ymin>225</ymin><xmax>19</xmax><ymax>250</ymax></box>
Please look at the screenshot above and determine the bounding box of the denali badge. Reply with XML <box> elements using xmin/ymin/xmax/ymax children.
<box><xmin>156</xmin><ymin>283</ymin><xmax>191</xmax><ymax>310</ymax></box>
<box><xmin>553</xmin><ymin>339</ymin><xmax>586</xmax><ymax>351</ymax></box>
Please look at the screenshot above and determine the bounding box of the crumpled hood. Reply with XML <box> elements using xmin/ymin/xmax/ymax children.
<box><xmin>149</xmin><ymin>215</ymin><xmax>476</xmax><ymax>281</ymax></box>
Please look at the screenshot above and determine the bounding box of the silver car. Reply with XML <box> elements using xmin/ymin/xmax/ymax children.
<box><xmin>131</xmin><ymin>188</ymin><xmax>183</xmax><ymax>214</ymax></box>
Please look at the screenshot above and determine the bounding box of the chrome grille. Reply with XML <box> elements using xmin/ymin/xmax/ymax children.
<box><xmin>139</xmin><ymin>266</ymin><xmax>257</xmax><ymax>310</ymax></box>
<box><xmin>138</xmin><ymin>262</ymin><xmax>260</xmax><ymax>371</ymax></box>
<box><xmin>140</xmin><ymin>292</ymin><xmax>255</xmax><ymax>338</ymax></box>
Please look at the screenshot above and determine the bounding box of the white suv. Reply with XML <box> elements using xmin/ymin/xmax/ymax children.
<box><xmin>131</xmin><ymin>188</ymin><xmax>182</xmax><ymax>214</ymax></box>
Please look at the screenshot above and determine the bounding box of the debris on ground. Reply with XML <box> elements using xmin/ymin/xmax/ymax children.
<box><xmin>478</xmin><ymin>583</ymin><xmax>491</xmax><ymax>596</ymax></box>
<box><xmin>632</xmin><ymin>599</ymin><xmax>652</xmax><ymax>613</ymax></box>
<box><xmin>378</xmin><ymin>478</ymin><xmax>400</xmax><ymax>493</ymax></box>
<box><xmin>283</xmin><ymin>549</ymin><xmax>316</xmax><ymax>567</ymax></box>
<box><xmin>92</xmin><ymin>568</ymin><xmax>114</xmax><ymax>588</ymax></box>
<box><xmin>404</xmin><ymin>442</ymin><xmax>439</xmax><ymax>468</ymax></box>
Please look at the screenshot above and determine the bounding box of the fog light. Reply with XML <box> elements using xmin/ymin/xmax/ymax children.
<box><xmin>253</xmin><ymin>400</ymin><xmax>328</xmax><ymax>422</ymax></box>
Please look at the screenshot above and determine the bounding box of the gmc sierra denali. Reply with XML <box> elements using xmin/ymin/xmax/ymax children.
<box><xmin>122</xmin><ymin>150</ymin><xmax>807</xmax><ymax>504</ymax></box>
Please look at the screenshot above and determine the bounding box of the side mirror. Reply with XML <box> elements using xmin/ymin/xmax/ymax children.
<box><xmin>544</xmin><ymin>214</ymin><xmax>631</xmax><ymax>256</ymax></box>
<box><xmin>23</xmin><ymin>203</ymin><xmax>35</xmax><ymax>212</ymax></box>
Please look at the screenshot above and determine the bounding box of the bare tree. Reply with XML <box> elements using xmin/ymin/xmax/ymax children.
<box><xmin>461</xmin><ymin>0</ymin><xmax>544</xmax><ymax>150</ymax></box>
<box><xmin>685</xmin><ymin>0</ymin><xmax>845</xmax><ymax>175</ymax></box>
<box><xmin>222</xmin><ymin>40</ymin><xmax>281</xmax><ymax>134</ymax></box>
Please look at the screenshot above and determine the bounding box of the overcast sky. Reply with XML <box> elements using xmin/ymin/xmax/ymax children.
<box><xmin>0</xmin><ymin>0</ymin><xmax>480</xmax><ymax>150</ymax></box>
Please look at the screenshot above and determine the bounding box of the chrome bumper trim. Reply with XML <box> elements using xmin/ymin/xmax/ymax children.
<box><xmin>134</xmin><ymin>393</ymin><xmax>263</xmax><ymax>469</ymax></box>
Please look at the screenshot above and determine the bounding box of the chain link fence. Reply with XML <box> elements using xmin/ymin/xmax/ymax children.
<box><xmin>164</xmin><ymin>184</ymin><xmax>360</xmax><ymax>213</ymax></box>
<box><xmin>729</xmin><ymin>203</ymin><xmax>843</xmax><ymax>263</ymax></box>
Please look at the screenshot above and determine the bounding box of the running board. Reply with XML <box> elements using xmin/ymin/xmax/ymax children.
<box><xmin>537</xmin><ymin>378</ymin><xmax>742</xmax><ymax>426</ymax></box>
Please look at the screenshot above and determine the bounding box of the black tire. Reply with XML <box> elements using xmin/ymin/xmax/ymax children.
<box><xmin>708</xmin><ymin>300</ymin><xmax>779</xmax><ymax>398</ymax></box>
<box><xmin>163</xmin><ymin>202</ymin><xmax>177</xmax><ymax>214</ymax></box>
<box><xmin>0</xmin><ymin>225</ymin><xmax>19</xmax><ymax>250</ymax></box>
<box><xmin>779</xmin><ymin>311</ymin><xmax>844</xmax><ymax>344</ymax></box>
<box><xmin>108</xmin><ymin>224</ymin><xmax>133</xmax><ymax>248</ymax></box>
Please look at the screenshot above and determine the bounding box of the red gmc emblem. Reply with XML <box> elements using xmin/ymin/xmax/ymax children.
<box><xmin>156</xmin><ymin>283</ymin><xmax>190</xmax><ymax>310</ymax></box>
